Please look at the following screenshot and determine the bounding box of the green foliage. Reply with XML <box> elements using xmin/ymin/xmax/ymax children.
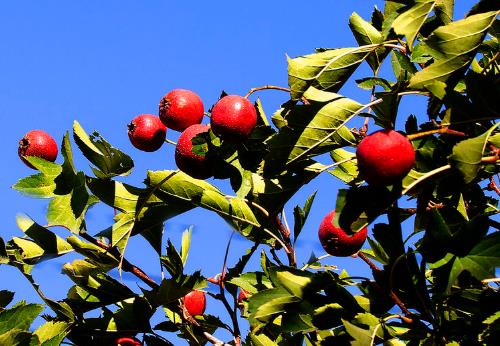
<box><xmin>2</xmin><ymin>1</ymin><xmax>500</xmax><ymax>345</ymax></box>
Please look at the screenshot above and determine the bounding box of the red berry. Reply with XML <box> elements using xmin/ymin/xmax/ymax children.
<box><xmin>115</xmin><ymin>337</ymin><xmax>142</xmax><ymax>346</ymax></box>
<box><xmin>175</xmin><ymin>124</ymin><xmax>212</xmax><ymax>179</ymax></box>
<box><xmin>210</xmin><ymin>95</ymin><xmax>257</xmax><ymax>143</ymax></box>
<box><xmin>318</xmin><ymin>210</ymin><xmax>367</xmax><ymax>257</ymax></box>
<box><xmin>128</xmin><ymin>114</ymin><xmax>166</xmax><ymax>152</ymax></box>
<box><xmin>183</xmin><ymin>290</ymin><xmax>206</xmax><ymax>316</ymax></box>
<box><xmin>159</xmin><ymin>89</ymin><xmax>204</xmax><ymax>132</ymax></box>
<box><xmin>18</xmin><ymin>130</ymin><xmax>58</xmax><ymax>169</ymax></box>
<box><xmin>356</xmin><ymin>129</ymin><xmax>415</xmax><ymax>186</ymax></box>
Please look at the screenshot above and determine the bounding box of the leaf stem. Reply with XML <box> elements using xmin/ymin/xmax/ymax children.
<box><xmin>244</xmin><ymin>85</ymin><xmax>292</xmax><ymax>99</ymax></box>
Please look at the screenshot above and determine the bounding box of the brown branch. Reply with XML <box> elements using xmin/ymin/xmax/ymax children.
<box><xmin>407</xmin><ymin>127</ymin><xmax>467</xmax><ymax>141</ymax></box>
<box><xmin>358</xmin><ymin>251</ymin><xmax>412</xmax><ymax>318</ymax></box>
<box><xmin>244</xmin><ymin>85</ymin><xmax>292</xmax><ymax>98</ymax></box>
<box><xmin>275</xmin><ymin>215</ymin><xmax>296</xmax><ymax>267</ymax></box>
<box><xmin>78</xmin><ymin>232</ymin><xmax>159</xmax><ymax>289</ymax></box>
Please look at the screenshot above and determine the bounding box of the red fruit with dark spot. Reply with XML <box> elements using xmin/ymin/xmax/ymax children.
<box><xmin>175</xmin><ymin>124</ymin><xmax>212</xmax><ymax>179</ymax></box>
<box><xmin>159</xmin><ymin>89</ymin><xmax>204</xmax><ymax>132</ymax></box>
<box><xmin>128</xmin><ymin>114</ymin><xmax>166</xmax><ymax>152</ymax></box>
<box><xmin>18</xmin><ymin>130</ymin><xmax>58</xmax><ymax>169</ymax></box>
<box><xmin>210</xmin><ymin>95</ymin><xmax>257</xmax><ymax>143</ymax></box>
<box><xmin>356</xmin><ymin>129</ymin><xmax>415</xmax><ymax>186</ymax></box>
<box><xmin>318</xmin><ymin>210</ymin><xmax>367</xmax><ymax>257</ymax></box>
<box><xmin>183</xmin><ymin>290</ymin><xmax>206</xmax><ymax>316</ymax></box>
<box><xmin>115</xmin><ymin>337</ymin><xmax>142</xmax><ymax>346</ymax></box>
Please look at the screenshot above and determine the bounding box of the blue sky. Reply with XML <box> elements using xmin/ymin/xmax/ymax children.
<box><xmin>0</xmin><ymin>0</ymin><xmax>480</xmax><ymax>343</ymax></box>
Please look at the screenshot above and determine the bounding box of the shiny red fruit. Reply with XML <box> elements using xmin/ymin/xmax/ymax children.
<box><xmin>128</xmin><ymin>114</ymin><xmax>166</xmax><ymax>152</ymax></box>
<box><xmin>115</xmin><ymin>337</ymin><xmax>142</xmax><ymax>346</ymax></box>
<box><xmin>356</xmin><ymin>129</ymin><xmax>415</xmax><ymax>186</ymax></box>
<box><xmin>318</xmin><ymin>210</ymin><xmax>367</xmax><ymax>257</ymax></box>
<box><xmin>18</xmin><ymin>130</ymin><xmax>58</xmax><ymax>169</ymax></box>
<box><xmin>175</xmin><ymin>124</ymin><xmax>212</xmax><ymax>179</ymax></box>
<box><xmin>183</xmin><ymin>290</ymin><xmax>206</xmax><ymax>316</ymax></box>
<box><xmin>159</xmin><ymin>89</ymin><xmax>204</xmax><ymax>132</ymax></box>
<box><xmin>210</xmin><ymin>95</ymin><xmax>257</xmax><ymax>143</ymax></box>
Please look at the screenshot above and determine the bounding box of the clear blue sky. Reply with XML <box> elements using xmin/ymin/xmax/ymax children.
<box><xmin>0</xmin><ymin>0</ymin><xmax>479</xmax><ymax>343</ymax></box>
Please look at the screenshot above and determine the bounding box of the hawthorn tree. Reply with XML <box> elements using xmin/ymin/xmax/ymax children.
<box><xmin>1</xmin><ymin>1</ymin><xmax>500</xmax><ymax>345</ymax></box>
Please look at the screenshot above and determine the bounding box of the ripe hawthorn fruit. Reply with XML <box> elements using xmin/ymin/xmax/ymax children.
<box><xmin>183</xmin><ymin>290</ymin><xmax>206</xmax><ymax>317</ymax></box>
<box><xmin>175</xmin><ymin>124</ymin><xmax>212</xmax><ymax>179</ymax></box>
<box><xmin>356</xmin><ymin>129</ymin><xmax>415</xmax><ymax>186</ymax></box>
<box><xmin>318</xmin><ymin>210</ymin><xmax>367</xmax><ymax>257</ymax></box>
<box><xmin>210</xmin><ymin>95</ymin><xmax>257</xmax><ymax>143</ymax></box>
<box><xmin>159</xmin><ymin>89</ymin><xmax>204</xmax><ymax>132</ymax></box>
<box><xmin>115</xmin><ymin>337</ymin><xmax>142</xmax><ymax>346</ymax></box>
<box><xmin>18</xmin><ymin>130</ymin><xmax>58</xmax><ymax>169</ymax></box>
<box><xmin>128</xmin><ymin>114</ymin><xmax>166</xmax><ymax>152</ymax></box>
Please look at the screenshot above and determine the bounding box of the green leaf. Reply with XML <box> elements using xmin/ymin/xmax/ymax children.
<box><xmin>435</xmin><ymin>0</ymin><xmax>454</xmax><ymax>25</ymax></box>
<box><xmin>12</xmin><ymin>163</ymin><xmax>62</xmax><ymax>198</ymax></box>
<box><xmin>147</xmin><ymin>170</ymin><xmax>261</xmax><ymax>239</ymax></box>
<box><xmin>249</xmin><ymin>333</ymin><xmax>279</xmax><ymax>346</ymax></box>
<box><xmin>391</xmin><ymin>50</ymin><xmax>418</xmax><ymax>81</ymax></box>
<box><xmin>33</xmin><ymin>321</ymin><xmax>71</xmax><ymax>346</ymax></box>
<box><xmin>288</xmin><ymin>47</ymin><xmax>374</xmax><ymax>100</ymax></box>
<box><xmin>0</xmin><ymin>291</ymin><xmax>14</xmax><ymax>310</ymax></box>
<box><xmin>392</xmin><ymin>0</ymin><xmax>436</xmax><ymax>48</ymax></box>
<box><xmin>328</xmin><ymin>149</ymin><xmax>359</xmax><ymax>184</ymax></box>
<box><xmin>73</xmin><ymin>120</ymin><xmax>133</xmax><ymax>178</ymax></box>
<box><xmin>448</xmin><ymin>123</ymin><xmax>500</xmax><ymax>183</ymax></box>
<box><xmin>46</xmin><ymin>173</ymin><xmax>98</xmax><ymax>233</ymax></box>
<box><xmin>349</xmin><ymin>12</ymin><xmax>388</xmax><ymax>72</ymax></box>
<box><xmin>0</xmin><ymin>301</ymin><xmax>43</xmax><ymax>335</ymax></box>
<box><xmin>180</xmin><ymin>227</ymin><xmax>192</xmax><ymax>266</ymax></box>
<box><xmin>293</xmin><ymin>191</ymin><xmax>317</xmax><ymax>243</ymax></box>
<box><xmin>442</xmin><ymin>232</ymin><xmax>500</xmax><ymax>292</ymax></box>
<box><xmin>157</xmin><ymin>274</ymin><xmax>206</xmax><ymax>306</ymax></box>
<box><xmin>0</xmin><ymin>329</ymin><xmax>32</xmax><ymax>346</ymax></box>
<box><xmin>275</xmin><ymin>270</ymin><xmax>312</xmax><ymax>298</ymax></box>
<box><xmin>356</xmin><ymin>77</ymin><xmax>393</xmax><ymax>91</ymax></box>
<box><xmin>248</xmin><ymin>287</ymin><xmax>300</xmax><ymax>325</ymax></box>
<box><xmin>15</xmin><ymin>214</ymin><xmax>73</xmax><ymax>261</ymax></box>
<box><xmin>265</xmin><ymin>91</ymin><xmax>360</xmax><ymax>173</ymax></box>
<box><xmin>409</xmin><ymin>11</ymin><xmax>499</xmax><ymax>90</ymax></box>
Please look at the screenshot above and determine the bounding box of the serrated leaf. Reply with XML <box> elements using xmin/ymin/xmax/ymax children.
<box><xmin>409</xmin><ymin>11</ymin><xmax>499</xmax><ymax>90</ymax></box>
<box><xmin>0</xmin><ymin>301</ymin><xmax>43</xmax><ymax>334</ymax></box>
<box><xmin>356</xmin><ymin>77</ymin><xmax>393</xmax><ymax>91</ymax></box>
<box><xmin>248</xmin><ymin>287</ymin><xmax>300</xmax><ymax>324</ymax></box>
<box><xmin>293</xmin><ymin>191</ymin><xmax>317</xmax><ymax>243</ymax></box>
<box><xmin>288</xmin><ymin>46</ymin><xmax>373</xmax><ymax>100</ymax></box>
<box><xmin>249</xmin><ymin>333</ymin><xmax>278</xmax><ymax>346</ymax></box>
<box><xmin>33</xmin><ymin>321</ymin><xmax>71</xmax><ymax>345</ymax></box>
<box><xmin>391</xmin><ymin>50</ymin><xmax>418</xmax><ymax>82</ymax></box>
<box><xmin>349</xmin><ymin>12</ymin><xmax>388</xmax><ymax>72</ymax></box>
<box><xmin>73</xmin><ymin>120</ymin><xmax>133</xmax><ymax>178</ymax></box>
<box><xmin>265</xmin><ymin>91</ymin><xmax>360</xmax><ymax>173</ymax></box>
<box><xmin>445</xmin><ymin>232</ymin><xmax>500</xmax><ymax>291</ymax></box>
<box><xmin>15</xmin><ymin>214</ymin><xmax>73</xmax><ymax>261</ymax></box>
<box><xmin>275</xmin><ymin>270</ymin><xmax>312</xmax><ymax>298</ymax></box>
<box><xmin>392</xmin><ymin>0</ymin><xmax>436</xmax><ymax>48</ymax></box>
<box><xmin>147</xmin><ymin>170</ymin><xmax>262</xmax><ymax>240</ymax></box>
<box><xmin>328</xmin><ymin>148</ymin><xmax>359</xmax><ymax>184</ymax></box>
<box><xmin>448</xmin><ymin>123</ymin><xmax>500</xmax><ymax>183</ymax></box>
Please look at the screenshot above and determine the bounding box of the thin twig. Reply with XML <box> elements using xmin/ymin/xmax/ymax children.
<box><xmin>358</xmin><ymin>252</ymin><xmax>382</xmax><ymax>272</ymax></box>
<box><xmin>165</xmin><ymin>138</ymin><xmax>177</xmax><ymax>146</ymax></box>
<box><xmin>78</xmin><ymin>232</ymin><xmax>159</xmax><ymax>289</ymax></box>
<box><xmin>406</xmin><ymin>127</ymin><xmax>467</xmax><ymax>141</ymax></box>
<box><xmin>275</xmin><ymin>215</ymin><xmax>296</xmax><ymax>267</ymax></box>
<box><xmin>244</xmin><ymin>85</ymin><xmax>292</xmax><ymax>99</ymax></box>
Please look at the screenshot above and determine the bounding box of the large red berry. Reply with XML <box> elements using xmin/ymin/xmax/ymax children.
<box><xmin>318</xmin><ymin>210</ymin><xmax>367</xmax><ymax>257</ymax></box>
<box><xmin>115</xmin><ymin>337</ymin><xmax>142</xmax><ymax>346</ymax></box>
<box><xmin>128</xmin><ymin>114</ymin><xmax>166</xmax><ymax>152</ymax></box>
<box><xmin>159</xmin><ymin>89</ymin><xmax>204</xmax><ymax>132</ymax></box>
<box><xmin>183</xmin><ymin>290</ymin><xmax>206</xmax><ymax>317</ymax></box>
<box><xmin>356</xmin><ymin>129</ymin><xmax>415</xmax><ymax>186</ymax></box>
<box><xmin>18</xmin><ymin>130</ymin><xmax>58</xmax><ymax>169</ymax></box>
<box><xmin>210</xmin><ymin>95</ymin><xmax>257</xmax><ymax>143</ymax></box>
<box><xmin>175</xmin><ymin>124</ymin><xmax>212</xmax><ymax>179</ymax></box>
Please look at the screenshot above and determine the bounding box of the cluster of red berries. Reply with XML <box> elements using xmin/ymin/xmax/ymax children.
<box><xmin>128</xmin><ymin>89</ymin><xmax>258</xmax><ymax>179</ymax></box>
